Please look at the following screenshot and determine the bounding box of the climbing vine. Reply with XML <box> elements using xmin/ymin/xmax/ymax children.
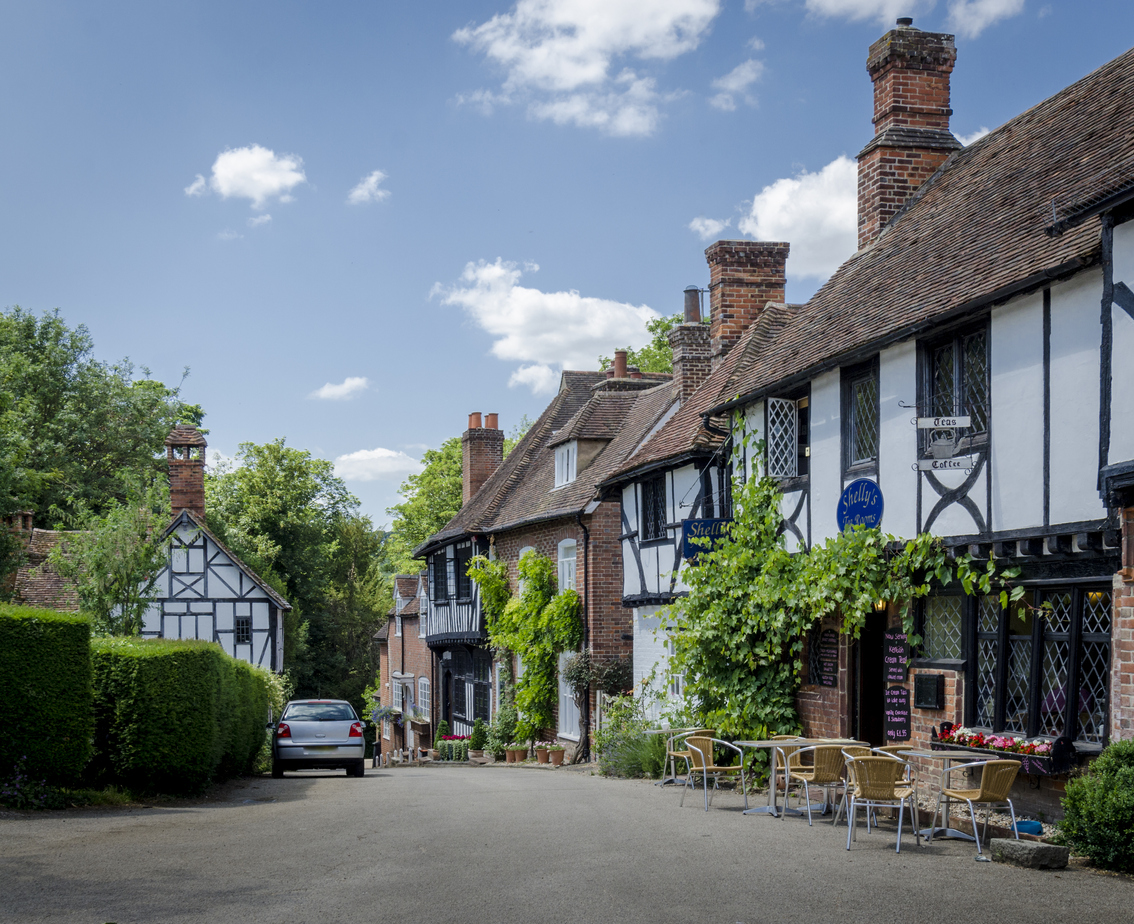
<box><xmin>667</xmin><ymin>438</ymin><xmax>1023</xmax><ymax>746</ymax></box>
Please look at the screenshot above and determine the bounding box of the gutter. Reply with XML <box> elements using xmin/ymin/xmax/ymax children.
<box><xmin>706</xmin><ymin>252</ymin><xmax>1098</xmax><ymax>418</ymax></box>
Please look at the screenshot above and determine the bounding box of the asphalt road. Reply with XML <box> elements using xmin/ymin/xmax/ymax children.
<box><xmin>2</xmin><ymin>764</ymin><xmax>1130</xmax><ymax>924</ymax></box>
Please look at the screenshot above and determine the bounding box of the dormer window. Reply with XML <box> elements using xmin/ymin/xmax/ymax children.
<box><xmin>554</xmin><ymin>441</ymin><xmax>577</xmax><ymax>487</ymax></box>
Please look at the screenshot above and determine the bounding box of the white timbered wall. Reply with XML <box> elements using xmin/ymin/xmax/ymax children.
<box><xmin>141</xmin><ymin>519</ymin><xmax>281</xmax><ymax>670</ymax></box>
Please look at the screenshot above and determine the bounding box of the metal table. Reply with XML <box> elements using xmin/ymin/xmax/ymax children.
<box><xmin>898</xmin><ymin>748</ymin><xmax>989</xmax><ymax>842</ymax></box>
<box><xmin>737</xmin><ymin>738</ymin><xmax>867</xmax><ymax>817</ymax></box>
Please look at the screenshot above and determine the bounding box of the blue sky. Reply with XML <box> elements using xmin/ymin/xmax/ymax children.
<box><xmin>2</xmin><ymin>0</ymin><xmax>1131</xmax><ymax>523</ymax></box>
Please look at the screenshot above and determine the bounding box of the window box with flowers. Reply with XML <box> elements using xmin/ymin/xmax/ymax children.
<box><xmin>932</xmin><ymin>724</ymin><xmax>1077</xmax><ymax>776</ymax></box>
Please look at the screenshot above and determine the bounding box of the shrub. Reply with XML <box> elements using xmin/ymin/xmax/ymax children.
<box><xmin>89</xmin><ymin>637</ymin><xmax>270</xmax><ymax>794</ymax></box>
<box><xmin>595</xmin><ymin>693</ymin><xmax>665</xmax><ymax>779</ymax></box>
<box><xmin>0</xmin><ymin>604</ymin><xmax>94</xmax><ymax>785</ymax></box>
<box><xmin>433</xmin><ymin>720</ymin><xmax>450</xmax><ymax>751</ymax></box>
<box><xmin>1058</xmin><ymin>740</ymin><xmax>1134</xmax><ymax>872</ymax></box>
<box><xmin>486</xmin><ymin>701</ymin><xmax>517</xmax><ymax>760</ymax></box>
<box><xmin>470</xmin><ymin>717</ymin><xmax>487</xmax><ymax>751</ymax></box>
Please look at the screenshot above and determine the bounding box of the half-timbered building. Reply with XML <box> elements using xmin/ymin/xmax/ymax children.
<box><xmin>606</xmin><ymin>21</ymin><xmax>1134</xmax><ymax>814</ymax></box>
<box><xmin>417</xmin><ymin>368</ymin><xmax>675</xmax><ymax>752</ymax></box>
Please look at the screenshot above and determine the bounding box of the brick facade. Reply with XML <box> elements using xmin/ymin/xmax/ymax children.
<box><xmin>462</xmin><ymin>419</ymin><xmax>504</xmax><ymax>505</ymax></box>
<box><xmin>857</xmin><ymin>23</ymin><xmax>961</xmax><ymax>249</ymax></box>
<box><xmin>668</xmin><ymin>321</ymin><xmax>712</xmax><ymax>404</ymax></box>
<box><xmin>377</xmin><ymin>612</ymin><xmax>436</xmax><ymax>765</ymax></box>
<box><xmin>166</xmin><ymin>425</ymin><xmax>207</xmax><ymax>519</ymax></box>
<box><xmin>706</xmin><ymin>240</ymin><xmax>789</xmax><ymax>366</ymax></box>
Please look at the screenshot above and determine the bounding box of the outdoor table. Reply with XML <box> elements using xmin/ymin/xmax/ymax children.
<box><xmin>898</xmin><ymin>748</ymin><xmax>990</xmax><ymax>842</ymax></box>
<box><xmin>736</xmin><ymin>738</ymin><xmax>867</xmax><ymax>817</ymax></box>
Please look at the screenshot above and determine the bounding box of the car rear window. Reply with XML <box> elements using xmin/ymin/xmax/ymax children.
<box><xmin>282</xmin><ymin>702</ymin><xmax>358</xmax><ymax>721</ymax></box>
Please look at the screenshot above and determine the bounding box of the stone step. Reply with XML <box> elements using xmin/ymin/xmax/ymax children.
<box><xmin>990</xmin><ymin>838</ymin><xmax>1069</xmax><ymax>869</ymax></box>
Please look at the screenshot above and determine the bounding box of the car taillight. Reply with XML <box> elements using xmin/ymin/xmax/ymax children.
<box><xmin>276</xmin><ymin>723</ymin><xmax>291</xmax><ymax>738</ymax></box>
<box><xmin>349</xmin><ymin>722</ymin><xmax>363</xmax><ymax>738</ymax></box>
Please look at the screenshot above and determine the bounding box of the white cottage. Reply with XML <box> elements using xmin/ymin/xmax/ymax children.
<box><xmin>139</xmin><ymin>426</ymin><xmax>289</xmax><ymax>670</ymax></box>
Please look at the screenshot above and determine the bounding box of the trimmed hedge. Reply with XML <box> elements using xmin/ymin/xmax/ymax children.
<box><xmin>90</xmin><ymin>637</ymin><xmax>271</xmax><ymax>793</ymax></box>
<box><xmin>0</xmin><ymin>604</ymin><xmax>94</xmax><ymax>785</ymax></box>
<box><xmin>1058</xmin><ymin>740</ymin><xmax>1134</xmax><ymax>872</ymax></box>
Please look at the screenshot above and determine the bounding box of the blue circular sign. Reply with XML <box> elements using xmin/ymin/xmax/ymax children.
<box><xmin>837</xmin><ymin>479</ymin><xmax>884</xmax><ymax>531</ymax></box>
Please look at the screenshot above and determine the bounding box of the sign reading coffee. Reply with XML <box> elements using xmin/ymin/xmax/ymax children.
<box><xmin>883</xmin><ymin>686</ymin><xmax>911</xmax><ymax>742</ymax></box>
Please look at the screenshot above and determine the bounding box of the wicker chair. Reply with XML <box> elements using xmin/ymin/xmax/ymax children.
<box><xmin>928</xmin><ymin>759</ymin><xmax>1021</xmax><ymax>855</ymax></box>
<box><xmin>771</xmin><ymin>734</ymin><xmax>805</xmax><ymax>803</ymax></box>
<box><xmin>681</xmin><ymin>736</ymin><xmax>748</xmax><ymax>812</ymax></box>
<box><xmin>660</xmin><ymin>729</ymin><xmax>715</xmax><ymax>787</ymax></box>
<box><xmin>787</xmin><ymin>746</ymin><xmax>846</xmax><ymax>825</ymax></box>
<box><xmin>844</xmin><ymin>756</ymin><xmax>921</xmax><ymax>853</ymax></box>
<box><xmin>832</xmin><ymin>746</ymin><xmax>873</xmax><ymax>826</ymax></box>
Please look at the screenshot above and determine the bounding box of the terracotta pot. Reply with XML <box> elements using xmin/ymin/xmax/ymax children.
<box><xmin>505</xmin><ymin>749</ymin><xmax>516</xmax><ymax>763</ymax></box>
<box><xmin>549</xmin><ymin>750</ymin><xmax>564</xmax><ymax>766</ymax></box>
<box><xmin>507</xmin><ymin>747</ymin><xmax>528</xmax><ymax>762</ymax></box>
<box><xmin>536</xmin><ymin>748</ymin><xmax>550</xmax><ymax>764</ymax></box>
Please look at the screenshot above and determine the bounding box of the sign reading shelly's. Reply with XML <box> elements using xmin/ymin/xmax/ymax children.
<box><xmin>837</xmin><ymin>479</ymin><xmax>884</xmax><ymax>531</ymax></box>
<box><xmin>681</xmin><ymin>518</ymin><xmax>734</xmax><ymax>562</ymax></box>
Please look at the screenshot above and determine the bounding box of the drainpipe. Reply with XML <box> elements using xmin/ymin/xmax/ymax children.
<box><xmin>576</xmin><ymin>509</ymin><xmax>591</xmax><ymax>762</ymax></box>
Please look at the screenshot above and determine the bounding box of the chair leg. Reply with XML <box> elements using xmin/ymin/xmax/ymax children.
<box><xmin>740</xmin><ymin>766</ymin><xmax>749</xmax><ymax>811</ymax></box>
<box><xmin>927</xmin><ymin>793</ymin><xmax>943</xmax><ymax>844</ymax></box>
<box><xmin>896</xmin><ymin>801</ymin><xmax>904</xmax><ymax>854</ymax></box>
<box><xmin>983</xmin><ymin>805</ymin><xmax>991</xmax><ymax>845</ymax></box>
<box><xmin>804</xmin><ymin>779</ymin><xmax>813</xmax><ymax>826</ymax></box>
<box><xmin>912</xmin><ymin>795</ymin><xmax>922</xmax><ymax>847</ymax></box>
<box><xmin>966</xmin><ymin>800</ymin><xmax>982</xmax><ymax>855</ymax></box>
<box><xmin>703</xmin><ymin>770</ymin><xmax>709</xmax><ymax>812</ymax></box>
<box><xmin>846</xmin><ymin>797</ymin><xmax>856</xmax><ymax>849</ymax></box>
<box><xmin>1007</xmin><ymin>799</ymin><xmax>1019</xmax><ymax>838</ymax></box>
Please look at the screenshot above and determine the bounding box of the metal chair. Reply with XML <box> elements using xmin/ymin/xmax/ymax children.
<box><xmin>832</xmin><ymin>746</ymin><xmax>873</xmax><ymax>826</ymax></box>
<box><xmin>928</xmin><ymin>759</ymin><xmax>1021</xmax><ymax>855</ymax></box>
<box><xmin>659</xmin><ymin>729</ymin><xmax>715</xmax><ymax>787</ymax></box>
<box><xmin>844</xmin><ymin>756</ymin><xmax>921</xmax><ymax>853</ymax></box>
<box><xmin>771</xmin><ymin>734</ymin><xmax>805</xmax><ymax>806</ymax></box>
<box><xmin>787</xmin><ymin>745</ymin><xmax>846</xmax><ymax>825</ymax></box>
<box><xmin>680</xmin><ymin>736</ymin><xmax>748</xmax><ymax>812</ymax></box>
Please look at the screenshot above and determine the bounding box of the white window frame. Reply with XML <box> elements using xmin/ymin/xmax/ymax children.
<box><xmin>418</xmin><ymin>676</ymin><xmax>431</xmax><ymax>716</ymax></box>
<box><xmin>395</xmin><ymin>615</ymin><xmax>402</xmax><ymax>637</ymax></box>
<box><xmin>557</xmin><ymin>650</ymin><xmax>581</xmax><ymax>741</ymax></box>
<box><xmin>557</xmin><ymin>538</ymin><xmax>577</xmax><ymax>592</ymax></box>
<box><xmin>392</xmin><ymin>679</ymin><xmax>403</xmax><ymax>711</ymax></box>
<box><xmin>382</xmin><ymin>717</ymin><xmax>390</xmax><ymax>740</ymax></box>
<box><xmin>766</xmin><ymin>397</ymin><xmax>798</xmax><ymax>479</ymax></box>
<box><xmin>418</xmin><ymin>612</ymin><xmax>426</xmax><ymax>637</ymax></box>
<box><xmin>554</xmin><ymin>441</ymin><xmax>577</xmax><ymax>487</ymax></box>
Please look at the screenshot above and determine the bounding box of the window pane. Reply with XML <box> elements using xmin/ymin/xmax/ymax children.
<box><xmin>963</xmin><ymin>330</ymin><xmax>989</xmax><ymax>434</ymax></box>
<box><xmin>1038</xmin><ymin>593</ymin><xmax>1072</xmax><ymax>737</ymax></box>
<box><xmin>851</xmin><ymin>375</ymin><xmax>878</xmax><ymax>464</ymax></box>
<box><xmin>767</xmin><ymin>398</ymin><xmax>798</xmax><ymax>478</ymax></box>
<box><xmin>932</xmin><ymin>343</ymin><xmax>955</xmax><ymax>418</ymax></box>
<box><xmin>1004</xmin><ymin>601</ymin><xmax>1033</xmax><ymax>734</ymax></box>
<box><xmin>1079</xmin><ymin>590</ymin><xmax>1112</xmax><ymax>744</ymax></box>
<box><xmin>975</xmin><ymin>596</ymin><xmax>999</xmax><ymax>727</ymax></box>
<box><xmin>922</xmin><ymin>597</ymin><xmax>963</xmax><ymax>660</ymax></box>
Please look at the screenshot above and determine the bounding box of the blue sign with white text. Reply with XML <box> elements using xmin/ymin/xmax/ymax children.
<box><xmin>681</xmin><ymin>518</ymin><xmax>734</xmax><ymax>562</ymax></box>
<box><xmin>837</xmin><ymin>479</ymin><xmax>884</xmax><ymax>531</ymax></box>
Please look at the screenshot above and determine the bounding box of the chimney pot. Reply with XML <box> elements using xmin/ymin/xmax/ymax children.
<box><xmin>628</xmin><ymin>367</ymin><xmax>643</xmax><ymax>380</ymax></box>
<box><xmin>468</xmin><ymin>412</ymin><xmax>482</xmax><ymax>430</ymax></box>
<box><xmin>897</xmin><ymin>16</ymin><xmax>913</xmax><ymax>26</ymax></box>
<box><xmin>683</xmin><ymin>285</ymin><xmax>702</xmax><ymax>323</ymax></box>
<box><xmin>613</xmin><ymin>350</ymin><xmax>628</xmax><ymax>379</ymax></box>
<box><xmin>485</xmin><ymin>413</ymin><xmax>499</xmax><ymax>430</ymax></box>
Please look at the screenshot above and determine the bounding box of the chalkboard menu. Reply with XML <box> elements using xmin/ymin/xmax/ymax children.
<box><xmin>883</xmin><ymin>686</ymin><xmax>911</xmax><ymax>742</ymax></box>
<box><xmin>883</xmin><ymin>631</ymin><xmax>909</xmax><ymax>683</ymax></box>
<box><xmin>814</xmin><ymin>629</ymin><xmax>839</xmax><ymax>687</ymax></box>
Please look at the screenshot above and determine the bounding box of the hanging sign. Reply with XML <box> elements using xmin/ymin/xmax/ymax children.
<box><xmin>916</xmin><ymin>455</ymin><xmax>978</xmax><ymax>472</ymax></box>
<box><xmin>883</xmin><ymin>686</ymin><xmax>912</xmax><ymax>742</ymax></box>
<box><xmin>883</xmin><ymin>631</ymin><xmax>909</xmax><ymax>683</ymax></box>
<box><xmin>681</xmin><ymin>518</ymin><xmax>734</xmax><ymax>562</ymax></box>
<box><xmin>916</xmin><ymin>415</ymin><xmax>971</xmax><ymax>429</ymax></box>
<box><xmin>815</xmin><ymin>629</ymin><xmax>839</xmax><ymax>688</ymax></box>
<box><xmin>837</xmin><ymin>479</ymin><xmax>884</xmax><ymax>531</ymax></box>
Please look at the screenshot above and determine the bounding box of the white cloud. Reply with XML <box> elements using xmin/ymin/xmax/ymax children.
<box><xmin>957</xmin><ymin>126</ymin><xmax>990</xmax><ymax>145</ymax></box>
<box><xmin>434</xmin><ymin>258</ymin><xmax>658</xmax><ymax>393</ymax></box>
<box><xmin>185</xmin><ymin>144</ymin><xmax>306</xmax><ymax>210</ymax></box>
<box><xmin>947</xmin><ymin>0</ymin><xmax>1025</xmax><ymax>38</ymax></box>
<box><xmin>217</xmin><ymin>229</ymin><xmax>242</xmax><ymax>241</ymax></box>
<box><xmin>309</xmin><ymin>376</ymin><xmax>370</xmax><ymax>400</ymax></box>
<box><xmin>747</xmin><ymin>36</ymin><xmax>766</xmax><ymax>50</ymax></box>
<box><xmin>738</xmin><ymin>155</ymin><xmax>858</xmax><ymax>280</ymax></box>
<box><xmin>709</xmin><ymin>58</ymin><xmax>764</xmax><ymax>111</ymax></box>
<box><xmin>689</xmin><ymin>216</ymin><xmax>732</xmax><ymax>240</ymax></box>
<box><xmin>803</xmin><ymin>0</ymin><xmax>937</xmax><ymax>24</ymax></box>
<box><xmin>453</xmin><ymin>0</ymin><xmax>721</xmax><ymax>136</ymax></box>
<box><xmin>247</xmin><ymin>214</ymin><xmax>272</xmax><ymax>227</ymax></box>
<box><xmin>334</xmin><ymin>447</ymin><xmax>422</xmax><ymax>482</ymax></box>
<box><xmin>347</xmin><ymin>170</ymin><xmax>391</xmax><ymax>205</ymax></box>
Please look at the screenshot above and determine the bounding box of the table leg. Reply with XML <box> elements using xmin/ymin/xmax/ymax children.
<box><xmin>918</xmin><ymin>757</ymin><xmax>978</xmax><ymax>842</ymax></box>
<box><xmin>743</xmin><ymin>746</ymin><xmax>779</xmax><ymax>816</ymax></box>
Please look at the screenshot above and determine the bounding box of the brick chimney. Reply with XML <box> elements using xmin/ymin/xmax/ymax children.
<box><xmin>462</xmin><ymin>412</ymin><xmax>504</xmax><ymax>505</ymax></box>
<box><xmin>706</xmin><ymin>240</ymin><xmax>789</xmax><ymax>367</ymax></box>
<box><xmin>857</xmin><ymin>18</ymin><xmax>961</xmax><ymax>249</ymax></box>
<box><xmin>166</xmin><ymin>425</ymin><xmax>207</xmax><ymax>519</ymax></box>
<box><xmin>668</xmin><ymin>286</ymin><xmax>711</xmax><ymax>403</ymax></box>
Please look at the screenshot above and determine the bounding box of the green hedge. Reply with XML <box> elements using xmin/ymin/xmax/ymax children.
<box><xmin>90</xmin><ymin>637</ymin><xmax>271</xmax><ymax>793</ymax></box>
<box><xmin>1059</xmin><ymin>740</ymin><xmax>1134</xmax><ymax>872</ymax></box>
<box><xmin>0</xmin><ymin>605</ymin><xmax>94</xmax><ymax>785</ymax></box>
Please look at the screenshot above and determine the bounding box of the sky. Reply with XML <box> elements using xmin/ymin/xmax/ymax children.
<box><xmin>2</xmin><ymin>0</ymin><xmax>1132</xmax><ymax>525</ymax></box>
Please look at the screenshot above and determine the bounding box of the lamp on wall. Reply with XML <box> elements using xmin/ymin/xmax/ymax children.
<box><xmin>874</xmin><ymin>600</ymin><xmax>888</xmax><ymax>613</ymax></box>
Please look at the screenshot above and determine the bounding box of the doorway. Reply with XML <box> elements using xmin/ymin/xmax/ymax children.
<box><xmin>855</xmin><ymin>612</ymin><xmax>887</xmax><ymax>746</ymax></box>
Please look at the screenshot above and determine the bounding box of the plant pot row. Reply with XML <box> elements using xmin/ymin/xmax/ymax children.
<box><xmin>504</xmin><ymin>746</ymin><xmax>565</xmax><ymax>765</ymax></box>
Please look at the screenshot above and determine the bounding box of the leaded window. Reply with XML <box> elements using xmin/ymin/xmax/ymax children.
<box><xmin>921</xmin><ymin>596</ymin><xmax>963</xmax><ymax>660</ymax></box>
<box><xmin>641</xmin><ymin>476</ymin><xmax>667</xmax><ymax>541</ymax></box>
<box><xmin>455</xmin><ymin>540</ymin><xmax>473</xmax><ymax>600</ymax></box>
<box><xmin>235</xmin><ymin>614</ymin><xmax>252</xmax><ymax>645</ymax></box>
<box><xmin>767</xmin><ymin>396</ymin><xmax>809</xmax><ymax>479</ymax></box>
<box><xmin>843</xmin><ymin>362</ymin><xmax>879</xmax><ymax>470</ymax></box>
<box><xmin>924</xmin><ymin>327</ymin><xmax>989</xmax><ymax>450</ymax></box>
<box><xmin>430</xmin><ymin>551</ymin><xmax>449</xmax><ymax>604</ymax></box>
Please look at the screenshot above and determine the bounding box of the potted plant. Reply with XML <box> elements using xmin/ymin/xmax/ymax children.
<box><xmin>535</xmin><ymin>742</ymin><xmax>551</xmax><ymax>764</ymax></box>
<box><xmin>547</xmin><ymin>743</ymin><xmax>566</xmax><ymax>766</ymax></box>
<box><xmin>505</xmin><ymin>742</ymin><xmax>528</xmax><ymax>763</ymax></box>
<box><xmin>469</xmin><ymin>718</ymin><xmax>487</xmax><ymax>758</ymax></box>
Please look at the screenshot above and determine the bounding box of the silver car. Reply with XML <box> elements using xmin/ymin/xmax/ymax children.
<box><xmin>270</xmin><ymin>699</ymin><xmax>366</xmax><ymax>777</ymax></box>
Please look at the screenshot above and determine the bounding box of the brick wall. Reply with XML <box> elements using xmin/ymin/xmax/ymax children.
<box><xmin>797</xmin><ymin>616</ymin><xmax>853</xmax><ymax>738</ymax></box>
<box><xmin>462</xmin><ymin>425</ymin><xmax>504</xmax><ymax>505</ymax></box>
<box><xmin>377</xmin><ymin>614</ymin><xmax>435</xmax><ymax>764</ymax></box>
<box><xmin>705</xmin><ymin>240</ymin><xmax>789</xmax><ymax>366</ymax></box>
<box><xmin>169</xmin><ymin>458</ymin><xmax>205</xmax><ymax>518</ymax></box>
<box><xmin>1111</xmin><ymin>508</ymin><xmax>1134</xmax><ymax>740</ymax></box>
<box><xmin>667</xmin><ymin>322</ymin><xmax>711</xmax><ymax>403</ymax></box>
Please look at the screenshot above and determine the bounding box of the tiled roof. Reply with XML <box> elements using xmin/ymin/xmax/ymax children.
<box><xmin>718</xmin><ymin>45</ymin><xmax>1134</xmax><ymax>407</ymax></box>
<box><xmin>165</xmin><ymin>424</ymin><xmax>207</xmax><ymax>447</ymax></box>
<box><xmin>12</xmin><ymin>529</ymin><xmax>80</xmax><ymax>612</ymax></box>
<box><xmin>374</xmin><ymin>621</ymin><xmax>389</xmax><ymax>642</ymax></box>
<box><xmin>394</xmin><ymin>575</ymin><xmax>419</xmax><ymax>599</ymax></box>
<box><xmin>418</xmin><ymin>370</ymin><xmax>675</xmax><ymax>553</ymax></box>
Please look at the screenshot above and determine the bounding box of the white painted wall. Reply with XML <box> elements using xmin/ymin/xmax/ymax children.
<box><xmin>990</xmin><ymin>291</ymin><xmax>1043</xmax><ymax>531</ymax></box>
<box><xmin>1110</xmin><ymin>216</ymin><xmax>1134</xmax><ymax>465</ymax></box>
<box><xmin>809</xmin><ymin>369</ymin><xmax>841</xmax><ymax>545</ymax></box>
<box><xmin>879</xmin><ymin>341</ymin><xmax>918</xmax><ymax>539</ymax></box>
<box><xmin>1050</xmin><ymin>268</ymin><xmax>1107</xmax><ymax>525</ymax></box>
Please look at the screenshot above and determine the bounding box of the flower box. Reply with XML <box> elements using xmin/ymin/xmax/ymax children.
<box><xmin>929</xmin><ymin>735</ymin><xmax>1076</xmax><ymax>776</ymax></box>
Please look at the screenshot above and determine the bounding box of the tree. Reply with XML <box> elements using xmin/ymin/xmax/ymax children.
<box><xmin>504</xmin><ymin>415</ymin><xmax>534</xmax><ymax>456</ymax></box>
<box><xmin>382</xmin><ymin>437</ymin><xmax>462</xmax><ymax>574</ymax></box>
<box><xmin>598</xmin><ymin>314</ymin><xmax>683</xmax><ymax>374</ymax></box>
<box><xmin>0</xmin><ymin>307</ymin><xmax>203</xmax><ymax>527</ymax></box>
<box><xmin>47</xmin><ymin>478</ymin><xmax>171</xmax><ymax>635</ymax></box>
